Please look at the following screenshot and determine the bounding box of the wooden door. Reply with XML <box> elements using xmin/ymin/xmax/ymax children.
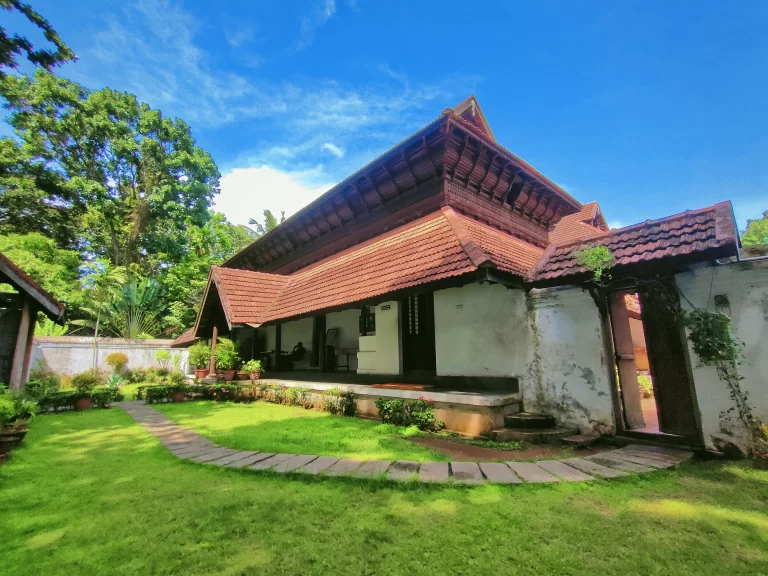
<box><xmin>638</xmin><ymin>290</ymin><xmax>701</xmax><ymax>439</ymax></box>
<box><xmin>401</xmin><ymin>293</ymin><xmax>436</xmax><ymax>372</ymax></box>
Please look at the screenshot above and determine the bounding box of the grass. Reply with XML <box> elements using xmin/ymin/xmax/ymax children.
<box><xmin>154</xmin><ymin>400</ymin><xmax>450</xmax><ymax>461</ymax></box>
<box><xmin>118</xmin><ymin>382</ymin><xmax>143</xmax><ymax>400</ymax></box>
<box><xmin>1</xmin><ymin>410</ymin><xmax>767</xmax><ymax>575</ymax></box>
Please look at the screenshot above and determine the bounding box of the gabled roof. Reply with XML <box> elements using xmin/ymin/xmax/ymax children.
<box><xmin>449</xmin><ymin>96</ymin><xmax>495</xmax><ymax>140</ymax></box>
<box><xmin>170</xmin><ymin>326</ymin><xmax>199</xmax><ymax>348</ymax></box>
<box><xmin>0</xmin><ymin>250</ymin><xmax>65</xmax><ymax>322</ymax></box>
<box><xmin>195</xmin><ymin>207</ymin><xmax>543</xmax><ymax>333</ymax></box>
<box><xmin>548</xmin><ymin>201</ymin><xmax>608</xmax><ymax>245</ymax></box>
<box><xmin>532</xmin><ymin>201</ymin><xmax>738</xmax><ymax>283</ymax></box>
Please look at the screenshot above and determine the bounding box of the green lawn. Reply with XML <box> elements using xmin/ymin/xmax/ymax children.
<box><xmin>153</xmin><ymin>401</ymin><xmax>450</xmax><ymax>462</ymax></box>
<box><xmin>1</xmin><ymin>411</ymin><xmax>767</xmax><ymax>575</ymax></box>
<box><xmin>119</xmin><ymin>383</ymin><xmax>143</xmax><ymax>400</ymax></box>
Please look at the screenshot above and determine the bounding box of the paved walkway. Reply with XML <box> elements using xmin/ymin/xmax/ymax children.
<box><xmin>117</xmin><ymin>401</ymin><xmax>693</xmax><ymax>485</ymax></box>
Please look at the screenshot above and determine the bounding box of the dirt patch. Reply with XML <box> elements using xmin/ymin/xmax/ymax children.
<box><xmin>410</xmin><ymin>436</ymin><xmax>608</xmax><ymax>461</ymax></box>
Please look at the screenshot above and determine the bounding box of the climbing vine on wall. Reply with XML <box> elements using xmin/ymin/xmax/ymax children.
<box><xmin>577</xmin><ymin>250</ymin><xmax>767</xmax><ymax>456</ymax></box>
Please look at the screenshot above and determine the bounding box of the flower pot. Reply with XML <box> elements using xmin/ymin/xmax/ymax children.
<box><xmin>171</xmin><ymin>391</ymin><xmax>186</xmax><ymax>403</ymax></box>
<box><xmin>195</xmin><ymin>368</ymin><xmax>209</xmax><ymax>379</ymax></box>
<box><xmin>236</xmin><ymin>371</ymin><xmax>249</xmax><ymax>381</ymax></box>
<box><xmin>0</xmin><ymin>436</ymin><xmax>20</xmax><ymax>454</ymax></box>
<box><xmin>250</xmin><ymin>370</ymin><xmax>262</xmax><ymax>381</ymax></box>
<box><xmin>74</xmin><ymin>397</ymin><xmax>92</xmax><ymax>411</ymax></box>
<box><xmin>222</xmin><ymin>369</ymin><xmax>236</xmax><ymax>382</ymax></box>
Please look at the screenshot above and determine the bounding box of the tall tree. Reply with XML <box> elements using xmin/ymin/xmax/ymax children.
<box><xmin>741</xmin><ymin>211</ymin><xmax>768</xmax><ymax>247</ymax></box>
<box><xmin>0</xmin><ymin>0</ymin><xmax>76</xmax><ymax>75</ymax></box>
<box><xmin>1</xmin><ymin>70</ymin><xmax>221</xmax><ymax>272</ymax></box>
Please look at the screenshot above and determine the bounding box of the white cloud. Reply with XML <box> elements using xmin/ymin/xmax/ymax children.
<box><xmin>607</xmin><ymin>220</ymin><xmax>625</xmax><ymax>230</ymax></box>
<box><xmin>214</xmin><ymin>165</ymin><xmax>334</xmax><ymax>228</ymax></box>
<box><xmin>321</xmin><ymin>142</ymin><xmax>345</xmax><ymax>158</ymax></box>
<box><xmin>297</xmin><ymin>0</ymin><xmax>336</xmax><ymax>51</ymax></box>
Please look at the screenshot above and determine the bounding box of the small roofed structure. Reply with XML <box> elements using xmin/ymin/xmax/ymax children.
<box><xmin>0</xmin><ymin>250</ymin><xmax>66</xmax><ymax>389</ymax></box>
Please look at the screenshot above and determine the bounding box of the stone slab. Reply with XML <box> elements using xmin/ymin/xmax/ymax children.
<box><xmin>173</xmin><ymin>446</ymin><xmax>222</xmax><ymax>459</ymax></box>
<box><xmin>608</xmin><ymin>451</ymin><xmax>673</xmax><ymax>469</ymax></box>
<box><xmin>478</xmin><ymin>462</ymin><xmax>522</xmax><ymax>484</ymax></box>
<box><xmin>419</xmin><ymin>462</ymin><xmax>449</xmax><ymax>483</ymax></box>
<box><xmin>563</xmin><ymin>457</ymin><xmax>629</xmax><ymax>479</ymax></box>
<box><xmin>536</xmin><ymin>460</ymin><xmax>596</xmax><ymax>482</ymax></box>
<box><xmin>616</xmin><ymin>448</ymin><xmax>687</xmax><ymax>465</ymax></box>
<box><xmin>387</xmin><ymin>460</ymin><xmax>420</xmax><ymax>481</ymax></box>
<box><xmin>626</xmin><ymin>444</ymin><xmax>692</xmax><ymax>459</ymax></box>
<box><xmin>229</xmin><ymin>452</ymin><xmax>274</xmax><ymax>469</ymax></box>
<box><xmin>273</xmin><ymin>454</ymin><xmax>318</xmax><ymax>473</ymax></box>
<box><xmin>451</xmin><ymin>462</ymin><xmax>484</xmax><ymax>484</ymax></box>
<box><xmin>211</xmin><ymin>451</ymin><xmax>259</xmax><ymax>466</ymax></box>
<box><xmin>249</xmin><ymin>453</ymin><xmax>296</xmax><ymax>471</ymax></box>
<box><xmin>325</xmin><ymin>458</ymin><xmax>363</xmax><ymax>477</ymax></box>
<box><xmin>298</xmin><ymin>456</ymin><xmax>339</xmax><ymax>475</ymax></box>
<box><xmin>356</xmin><ymin>460</ymin><xmax>393</xmax><ymax>478</ymax></box>
<box><xmin>192</xmin><ymin>448</ymin><xmax>239</xmax><ymax>463</ymax></box>
<box><xmin>588</xmin><ymin>455</ymin><xmax>654</xmax><ymax>473</ymax></box>
<box><xmin>506</xmin><ymin>462</ymin><xmax>560</xmax><ymax>483</ymax></box>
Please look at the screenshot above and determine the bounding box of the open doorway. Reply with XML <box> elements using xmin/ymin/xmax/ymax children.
<box><xmin>609</xmin><ymin>289</ymin><xmax>702</xmax><ymax>444</ymax></box>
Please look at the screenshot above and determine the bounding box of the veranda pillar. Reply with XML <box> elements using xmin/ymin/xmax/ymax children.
<box><xmin>208</xmin><ymin>325</ymin><xmax>218</xmax><ymax>377</ymax></box>
<box><xmin>9</xmin><ymin>297</ymin><xmax>32</xmax><ymax>390</ymax></box>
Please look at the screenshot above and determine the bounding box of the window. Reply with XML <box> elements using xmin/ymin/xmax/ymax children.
<box><xmin>359</xmin><ymin>306</ymin><xmax>376</xmax><ymax>336</ymax></box>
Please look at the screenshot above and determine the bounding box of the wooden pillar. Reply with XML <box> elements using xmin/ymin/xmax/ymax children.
<box><xmin>21</xmin><ymin>307</ymin><xmax>37</xmax><ymax>385</ymax></box>
<box><xmin>609</xmin><ymin>292</ymin><xmax>645</xmax><ymax>429</ymax></box>
<box><xmin>274</xmin><ymin>323</ymin><xmax>282</xmax><ymax>371</ymax></box>
<box><xmin>318</xmin><ymin>318</ymin><xmax>327</xmax><ymax>373</ymax></box>
<box><xmin>9</xmin><ymin>297</ymin><xmax>32</xmax><ymax>390</ymax></box>
<box><xmin>208</xmin><ymin>324</ymin><xmax>218</xmax><ymax>377</ymax></box>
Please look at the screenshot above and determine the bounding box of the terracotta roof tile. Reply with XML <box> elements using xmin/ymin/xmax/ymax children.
<box><xmin>533</xmin><ymin>201</ymin><xmax>738</xmax><ymax>282</ymax></box>
<box><xmin>170</xmin><ymin>326</ymin><xmax>199</xmax><ymax>348</ymax></box>
<box><xmin>198</xmin><ymin>208</ymin><xmax>543</xmax><ymax>328</ymax></box>
<box><xmin>548</xmin><ymin>201</ymin><xmax>608</xmax><ymax>245</ymax></box>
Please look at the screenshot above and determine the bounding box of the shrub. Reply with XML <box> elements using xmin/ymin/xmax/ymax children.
<box><xmin>638</xmin><ymin>374</ymin><xmax>654</xmax><ymax>398</ymax></box>
<box><xmin>25</xmin><ymin>362</ymin><xmax>61</xmax><ymax>400</ymax></box>
<box><xmin>374</xmin><ymin>397</ymin><xmax>444</xmax><ymax>431</ymax></box>
<box><xmin>105</xmin><ymin>352</ymin><xmax>129</xmax><ymax>373</ymax></box>
<box><xmin>241</xmin><ymin>359</ymin><xmax>262</xmax><ymax>373</ymax></box>
<box><xmin>155</xmin><ymin>349</ymin><xmax>171</xmax><ymax>370</ymax></box>
<box><xmin>91</xmin><ymin>386</ymin><xmax>124</xmax><ymax>407</ymax></box>
<box><xmin>188</xmin><ymin>342</ymin><xmax>211</xmax><ymax>370</ymax></box>
<box><xmin>214</xmin><ymin>338</ymin><xmax>240</xmax><ymax>370</ymax></box>
<box><xmin>323</xmin><ymin>387</ymin><xmax>356</xmax><ymax>416</ymax></box>
<box><xmin>122</xmin><ymin>368</ymin><xmax>147</xmax><ymax>384</ymax></box>
<box><xmin>71</xmin><ymin>370</ymin><xmax>104</xmax><ymax>395</ymax></box>
<box><xmin>37</xmin><ymin>391</ymin><xmax>82</xmax><ymax>412</ymax></box>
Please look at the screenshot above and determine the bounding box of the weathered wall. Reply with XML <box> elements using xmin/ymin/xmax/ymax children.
<box><xmin>434</xmin><ymin>282</ymin><xmax>529</xmax><ymax>377</ymax></box>
<box><xmin>357</xmin><ymin>301</ymin><xmax>401</xmax><ymax>374</ymax></box>
<box><xmin>30</xmin><ymin>336</ymin><xmax>188</xmax><ymax>377</ymax></box>
<box><xmin>525</xmin><ymin>286</ymin><xmax>615</xmax><ymax>435</ymax></box>
<box><xmin>675</xmin><ymin>259</ymin><xmax>768</xmax><ymax>451</ymax></box>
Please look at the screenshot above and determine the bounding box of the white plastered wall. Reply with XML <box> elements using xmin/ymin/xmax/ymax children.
<box><xmin>357</xmin><ymin>301</ymin><xmax>401</xmax><ymax>374</ymax></box>
<box><xmin>675</xmin><ymin>259</ymin><xmax>768</xmax><ymax>451</ymax></box>
<box><xmin>434</xmin><ymin>282</ymin><xmax>528</xmax><ymax>378</ymax></box>
<box><xmin>525</xmin><ymin>286</ymin><xmax>615</xmax><ymax>435</ymax></box>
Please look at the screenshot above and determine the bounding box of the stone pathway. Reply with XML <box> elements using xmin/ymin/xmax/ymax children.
<box><xmin>117</xmin><ymin>401</ymin><xmax>694</xmax><ymax>485</ymax></box>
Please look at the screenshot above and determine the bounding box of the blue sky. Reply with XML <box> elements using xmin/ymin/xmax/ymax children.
<box><xmin>11</xmin><ymin>0</ymin><xmax>768</xmax><ymax>230</ymax></box>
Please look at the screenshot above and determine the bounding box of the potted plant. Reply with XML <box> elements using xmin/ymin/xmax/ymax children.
<box><xmin>105</xmin><ymin>352</ymin><xmax>128</xmax><ymax>374</ymax></box>
<box><xmin>0</xmin><ymin>393</ymin><xmax>20</xmax><ymax>453</ymax></box>
<box><xmin>242</xmin><ymin>359</ymin><xmax>263</xmax><ymax>381</ymax></box>
<box><xmin>214</xmin><ymin>338</ymin><xmax>240</xmax><ymax>382</ymax></box>
<box><xmin>71</xmin><ymin>369</ymin><xmax>103</xmax><ymax>410</ymax></box>
<box><xmin>188</xmin><ymin>342</ymin><xmax>211</xmax><ymax>379</ymax></box>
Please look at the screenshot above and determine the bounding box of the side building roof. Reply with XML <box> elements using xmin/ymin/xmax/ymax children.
<box><xmin>0</xmin><ymin>250</ymin><xmax>66</xmax><ymax>322</ymax></box>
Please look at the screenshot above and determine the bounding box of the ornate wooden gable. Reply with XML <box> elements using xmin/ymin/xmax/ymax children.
<box><xmin>224</xmin><ymin>98</ymin><xmax>582</xmax><ymax>275</ymax></box>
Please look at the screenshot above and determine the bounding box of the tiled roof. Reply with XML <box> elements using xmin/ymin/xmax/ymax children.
<box><xmin>170</xmin><ymin>327</ymin><xmax>199</xmax><ymax>348</ymax></box>
<box><xmin>533</xmin><ymin>201</ymin><xmax>738</xmax><ymax>283</ymax></box>
<box><xmin>0</xmin><ymin>250</ymin><xmax>65</xmax><ymax>322</ymax></box>
<box><xmin>548</xmin><ymin>201</ymin><xmax>607</xmax><ymax>245</ymax></box>
<box><xmin>197</xmin><ymin>208</ymin><xmax>543</xmax><ymax>330</ymax></box>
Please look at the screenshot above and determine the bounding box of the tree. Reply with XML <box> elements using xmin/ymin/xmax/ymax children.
<box><xmin>1</xmin><ymin>70</ymin><xmax>221</xmax><ymax>272</ymax></box>
<box><xmin>248</xmin><ymin>209</ymin><xmax>285</xmax><ymax>235</ymax></box>
<box><xmin>0</xmin><ymin>0</ymin><xmax>76</xmax><ymax>75</ymax></box>
<box><xmin>75</xmin><ymin>258</ymin><xmax>127</xmax><ymax>368</ymax></box>
<box><xmin>741</xmin><ymin>211</ymin><xmax>768</xmax><ymax>247</ymax></box>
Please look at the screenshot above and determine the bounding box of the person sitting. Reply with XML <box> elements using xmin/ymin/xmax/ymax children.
<box><xmin>291</xmin><ymin>342</ymin><xmax>307</xmax><ymax>362</ymax></box>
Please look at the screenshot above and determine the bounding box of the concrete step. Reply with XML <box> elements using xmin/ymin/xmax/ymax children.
<box><xmin>562</xmin><ymin>434</ymin><xmax>600</xmax><ymax>448</ymax></box>
<box><xmin>492</xmin><ymin>427</ymin><xmax>579</xmax><ymax>444</ymax></box>
<box><xmin>503</xmin><ymin>412</ymin><xmax>557</xmax><ymax>430</ymax></box>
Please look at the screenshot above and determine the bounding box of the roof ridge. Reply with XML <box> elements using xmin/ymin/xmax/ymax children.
<box><xmin>440</xmin><ymin>207</ymin><xmax>495</xmax><ymax>269</ymax></box>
